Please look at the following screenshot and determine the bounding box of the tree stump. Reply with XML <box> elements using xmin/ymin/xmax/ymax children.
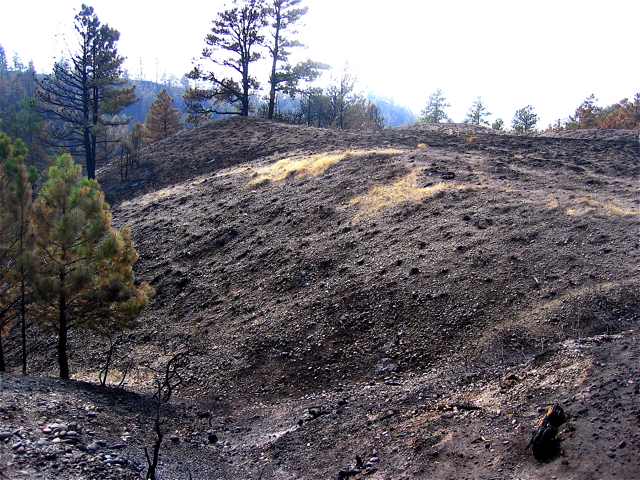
<box><xmin>528</xmin><ymin>403</ymin><xmax>567</xmax><ymax>461</ymax></box>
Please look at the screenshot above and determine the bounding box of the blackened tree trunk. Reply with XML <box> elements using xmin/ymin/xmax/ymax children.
<box><xmin>306</xmin><ymin>93</ymin><xmax>312</xmax><ymax>126</ymax></box>
<box><xmin>242</xmin><ymin>64</ymin><xmax>250</xmax><ymax>117</ymax></box>
<box><xmin>19</xmin><ymin>200</ymin><xmax>27</xmax><ymax>375</ymax></box>
<box><xmin>267</xmin><ymin>4</ymin><xmax>282</xmax><ymax>120</ymax></box>
<box><xmin>145</xmin><ymin>411</ymin><xmax>163</xmax><ymax>480</ymax></box>
<box><xmin>58</xmin><ymin>271</ymin><xmax>70</xmax><ymax>380</ymax></box>
<box><xmin>0</xmin><ymin>320</ymin><xmax>5</xmax><ymax>372</ymax></box>
<box><xmin>20</xmin><ymin>276</ymin><xmax>26</xmax><ymax>375</ymax></box>
<box><xmin>90</xmin><ymin>80</ymin><xmax>99</xmax><ymax>178</ymax></box>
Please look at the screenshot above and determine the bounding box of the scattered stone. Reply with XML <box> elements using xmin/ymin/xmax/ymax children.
<box><xmin>86</xmin><ymin>441</ymin><xmax>100</xmax><ymax>453</ymax></box>
<box><xmin>305</xmin><ymin>406</ymin><xmax>325</xmax><ymax>420</ymax></box>
<box><xmin>375</xmin><ymin>358</ymin><xmax>398</xmax><ymax>375</ymax></box>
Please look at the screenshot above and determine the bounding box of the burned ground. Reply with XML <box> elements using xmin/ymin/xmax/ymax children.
<box><xmin>2</xmin><ymin>118</ymin><xmax>639</xmax><ymax>479</ymax></box>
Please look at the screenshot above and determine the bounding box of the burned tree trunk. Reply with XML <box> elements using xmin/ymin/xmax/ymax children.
<box><xmin>528</xmin><ymin>403</ymin><xmax>567</xmax><ymax>461</ymax></box>
<box><xmin>143</xmin><ymin>350</ymin><xmax>188</xmax><ymax>480</ymax></box>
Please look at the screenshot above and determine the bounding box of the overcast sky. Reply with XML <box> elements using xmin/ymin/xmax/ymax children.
<box><xmin>2</xmin><ymin>0</ymin><xmax>639</xmax><ymax>125</ymax></box>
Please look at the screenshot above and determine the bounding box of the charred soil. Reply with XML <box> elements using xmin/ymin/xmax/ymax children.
<box><xmin>2</xmin><ymin>118</ymin><xmax>639</xmax><ymax>479</ymax></box>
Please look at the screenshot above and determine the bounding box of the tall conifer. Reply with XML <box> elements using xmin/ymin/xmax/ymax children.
<box><xmin>186</xmin><ymin>0</ymin><xmax>266</xmax><ymax>117</ymax></box>
<box><xmin>37</xmin><ymin>5</ymin><xmax>135</xmax><ymax>179</ymax></box>
<box><xmin>144</xmin><ymin>90</ymin><xmax>181</xmax><ymax>143</ymax></box>
<box><xmin>32</xmin><ymin>154</ymin><xmax>151</xmax><ymax>379</ymax></box>
<box><xmin>0</xmin><ymin>133</ymin><xmax>36</xmax><ymax>374</ymax></box>
<box><xmin>265</xmin><ymin>1</ymin><xmax>324</xmax><ymax>119</ymax></box>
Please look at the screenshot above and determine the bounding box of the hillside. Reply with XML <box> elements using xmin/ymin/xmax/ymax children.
<box><xmin>3</xmin><ymin>118</ymin><xmax>640</xmax><ymax>479</ymax></box>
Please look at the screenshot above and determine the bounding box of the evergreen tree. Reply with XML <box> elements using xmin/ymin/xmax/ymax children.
<box><xmin>32</xmin><ymin>154</ymin><xmax>151</xmax><ymax>379</ymax></box>
<box><xmin>297</xmin><ymin>86</ymin><xmax>323</xmax><ymax>127</ymax></box>
<box><xmin>465</xmin><ymin>97</ymin><xmax>491</xmax><ymax>126</ymax></box>
<box><xmin>0</xmin><ymin>53</ymin><xmax>46</xmax><ymax>168</ymax></box>
<box><xmin>343</xmin><ymin>96</ymin><xmax>385</xmax><ymax>130</ymax></box>
<box><xmin>512</xmin><ymin>105</ymin><xmax>538</xmax><ymax>134</ymax></box>
<box><xmin>0</xmin><ymin>45</ymin><xmax>8</xmax><ymax>77</ymax></box>
<box><xmin>265</xmin><ymin>0</ymin><xmax>324</xmax><ymax>119</ymax></box>
<box><xmin>567</xmin><ymin>94</ymin><xmax>600</xmax><ymax>129</ymax></box>
<box><xmin>419</xmin><ymin>89</ymin><xmax>450</xmax><ymax>124</ymax></box>
<box><xmin>37</xmin><ymin>5</ymin><xmax>135</xmax><ymax>179</ymax></box>
<box><xmin>186</xmin><ymin>0</ymin><xmax>267</xmax><ymax>117</ymax></box>
<box><xmin>144</xmin><ymin>90</ymin><xmax>182</xmax><ymax>143</ymax></box>
<box><xmin>0</xmin><ymin>133</ymin><xmax>36</xmax><ymax>374</ymax></box>
<box><xmin>491</xmin><ymin>118</ymin><xmax>504</xmax><ymax>131</ymax></box>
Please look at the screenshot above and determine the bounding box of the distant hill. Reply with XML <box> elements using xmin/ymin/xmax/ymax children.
<box><xmin>367</xmin><ymin>94</ymin><xmax>416</xmax><ymax>127</ymax></box>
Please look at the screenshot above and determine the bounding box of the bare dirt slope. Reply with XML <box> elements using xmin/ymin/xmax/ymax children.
<box><xmin>2</xmin><ymin>118</ymin><xmax>639</xmax><ymax>479</ymax></box>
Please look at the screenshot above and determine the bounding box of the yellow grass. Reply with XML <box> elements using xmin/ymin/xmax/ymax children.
<box><xmin>565</xmin><ymin>197</ymin><xmax>640</xmax><ymax>217</ymax></box>
<box><xmin>248</xmin><ymin>149</ymin><xmax>404</xmax><ymax>187</ymax></box>
<box><xmin>546</xmin><ymin>194</ymin><xmax>560</xmax><ymax>210</ymax></box>
<box><xmin>349</xmin><ymin>170</ymin><xmax>465</xmax><ymax>220</ymax></box>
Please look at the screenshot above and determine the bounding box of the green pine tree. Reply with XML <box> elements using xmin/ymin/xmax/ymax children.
<box><xmin>37</xmin><ymin>5</ymin><xmax>135</xmax><ymax>179</ymax></box>
<box><xmin>465</xmin><ymin>97</ymin><xmax>491</xmax><ymax>126</ymax></box>
<box><xmin>32</xmin><ymin>154</ymin><xmax>152</xmax><ymax>379</ymax></box>
<box><xmin>419</xmin><ymin>89</ymin><xmax>450</xmax><ymax>124</ymax></box>
<box><xmin>512</xmin><ymin>105</ymin><xmax>538</xmax><ymax>134</ymax></box>
<box><xmin>0</xmin><ymin>132</ymin><xmax>37</xmax><ymax>374</ymax></box>
<box><xmin>144</xmin><ymin>90</ymin><xmax>182</xmax><ymax>143</ymax></box>
<box><xmin>186</xmin><ymin>0</ymin><xmax>267</xmax><ymax>117</ymax></box>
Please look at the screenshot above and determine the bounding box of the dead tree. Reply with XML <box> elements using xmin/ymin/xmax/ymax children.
<box><xmin>118</xmin><ymin>140</ymin><xmax>132</xmax><ymax>181</ymax></box>
<box><xmin>143</xmin><ymin>350</ymin><xmax>188</xmax><ymax>480</ymax></box>
<box><xmin>130</xmin><ymin>125</ymin><xmax>144</xmax><ymax>168</ymax></box>
<box><xmin>117</xmin><ymin>139</ymin><xmax>132</xmax><ymax>181</ymax></box>
<box><xmin>118</xmin><ymin>126</ymin><xmax>144</xmax><ymax>181</ymax></box>
<box><xmin>98</xmin><ymin>333</ymin><xmax>132</xmax><ymax>387</ymax></box>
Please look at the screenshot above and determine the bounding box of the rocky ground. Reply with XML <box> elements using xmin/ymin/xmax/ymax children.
<box><xmin>3</xmin><ymin>328</ymin><xmax>639</xmax><ymax>479</ymax></box>
<box><xmin>2</xmin><ymin>118</ymin><xmax>639</xmax><ymax>478</ymax></box>
<box><xmin>541</xmin><ymin>128</ymin><xmax>640</xmax><ymax>142</ymax></box>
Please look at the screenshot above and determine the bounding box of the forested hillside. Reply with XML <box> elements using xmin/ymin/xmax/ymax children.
<box><xmin>122</xmin><ymin>79</ymin><xmax>187</xmax><ymax>125</ymax></box>
<box><xmin>123</xmin><ymin>79</ymin><xmax>417</xmax><ymax>127</ymax></box>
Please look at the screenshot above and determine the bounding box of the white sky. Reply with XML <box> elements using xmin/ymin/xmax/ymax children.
<box><xmin>2</xmin><ymin>0</ymin><xmax>639</xmax><ymax>125</ymax></box>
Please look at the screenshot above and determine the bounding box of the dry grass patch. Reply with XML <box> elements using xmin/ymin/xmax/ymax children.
<box><xmin>248</xmin><ymin>149</ymin><xmax>403</xmax><ymax>187</ymax></box>
<box><xmin>349</xmin><ymin>170</ymin><xmax>466</xmax><ymax>220</ymax></box>
<box><xmin>565</xmin><ymin>197</ymin><xmax>640</xmax><ymax>217</ymax></box>
<box><xmin>545</xmin><ymin>194</ymin><xmax>560</xmax><ymax>210</ymax></box>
